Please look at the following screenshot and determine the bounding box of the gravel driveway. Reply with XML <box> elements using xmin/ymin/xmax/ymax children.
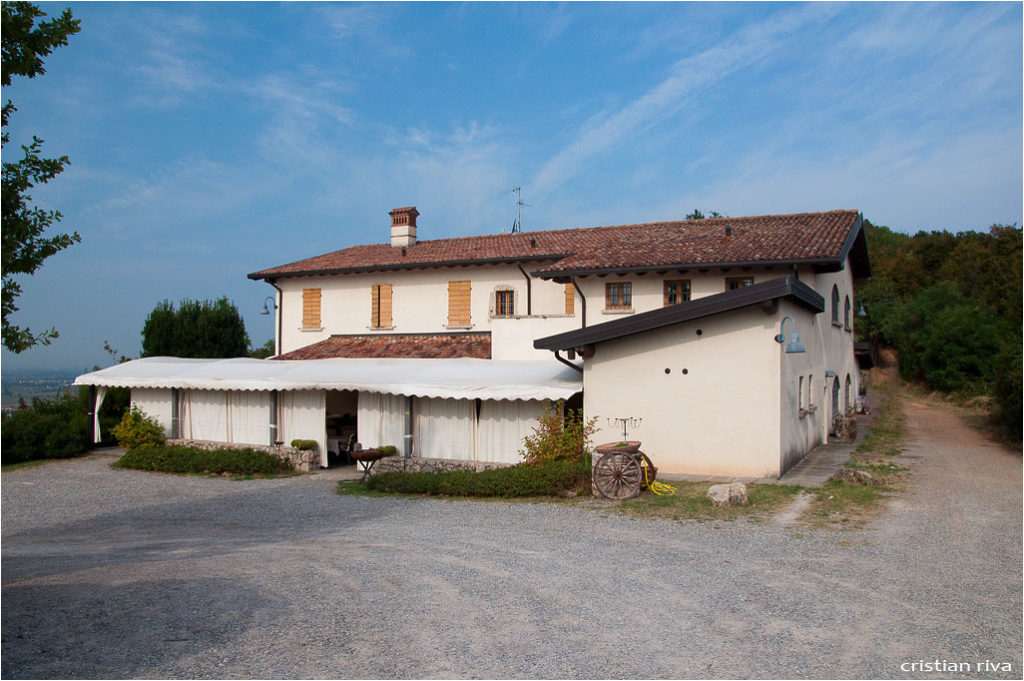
<box><xmin>3</xmin><ymin>400</ymin><xmax>1021</xmax><ymax>679</ymax></box>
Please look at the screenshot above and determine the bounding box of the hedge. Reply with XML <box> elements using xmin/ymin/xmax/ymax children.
<box><xmin>113</xmin><ymin>444</ymin><xmax>295</xmax><ymax>476</ymax></box>
<box><xmin>365</xmin><ymin>455</ymin><xmax>591</xmax><ymax>497</ymax></box>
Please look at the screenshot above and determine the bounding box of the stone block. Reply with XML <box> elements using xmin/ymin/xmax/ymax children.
<box><xmin>832</xmin><ymin>467</ymin><xmax>875</xmax><ymax>485</ymax></box>
<box><xmin>707</xmin><ymin>482</ymin><xmax>748</xmax><ymax>507</ymax></box>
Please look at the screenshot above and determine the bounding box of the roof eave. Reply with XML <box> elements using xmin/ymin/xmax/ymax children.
<box><xmin>249</xmin><ymin>253</ymin><xmax>570</xmax><ymax>281</ymax></box>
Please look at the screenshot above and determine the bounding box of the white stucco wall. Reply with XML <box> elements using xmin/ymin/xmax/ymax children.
<box><xmin>571</xmin><ymin>266</ymin><xmax>817</xmax><ymax>318</ymax></box>
<box><xmin>777</xmin><ymin>261</ymin><xmax>860</xmax><ymax>471</ymax></box>
<box><xmin>491</xmin><ymin>315</ymin><xmax>581</xmax><ymax>360</ymax></box>
<box><xmin>583</xmin><ymin>306</ymin><xmax>783</xmax><ymax>478</ymax></box>
<box><xmin>272</xmin><ymin>262</ymin><xmax>578</xmax><ymax>356</ymax></box>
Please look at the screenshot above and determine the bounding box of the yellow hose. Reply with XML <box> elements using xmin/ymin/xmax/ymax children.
<box><xmin>641</xmin><ymin>457</ymin><xmax>676</xmax><ymax>496</ymax></box>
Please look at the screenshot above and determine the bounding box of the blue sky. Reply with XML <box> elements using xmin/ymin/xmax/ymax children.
<box><xmin>3</xmin><ymin>1</ymin><xmax>1021</xmax><ymax>372</ymax></box>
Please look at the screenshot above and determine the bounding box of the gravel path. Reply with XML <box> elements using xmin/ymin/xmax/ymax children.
<box><xmin>2</xmin><ymin>402</ymin><xmax>1021</xmax><ymax>680</ymax></box>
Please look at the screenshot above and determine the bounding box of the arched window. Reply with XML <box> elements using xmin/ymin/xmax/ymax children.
<box><xmin>831</xmin><ymin>285</ymin><xmax>840</xmax><ymax>325</ymax></box>
<box><xmin>845</xmin><ymin>374</ymin><xmax>853</xmax><ymax>413</ymax></box>
<box><xmin>844</xmin><ymin>295</ymin><xmax>851</xmax><ymax>330</ymax></box>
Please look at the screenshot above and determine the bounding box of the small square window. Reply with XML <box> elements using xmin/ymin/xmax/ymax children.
<box><xmin>664</xmin><ymin>280</ymin><xmax>691</xmax><ymax>306</ymax></box>
<box><xmin>495</xmin><ymin>290</ymin><xmax>515</xmax><ymax>317</ymax></box>
<box><xmin>605</xmin><ymin>282</ymin><xmax>632</xmax><ymax>309</ymax></box>
<box><xmin>726</xmin><ymin>277</ymin><xmax>754</xmax><ymax>291</ymax></box>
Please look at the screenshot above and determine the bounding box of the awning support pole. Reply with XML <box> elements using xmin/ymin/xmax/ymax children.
<box><xmin>171</xmin><ymin>388</ymin><xmax>180</xmax><ymax>439</ymax></box>
<box><xmin>269</xmin><ymin>390</ymin><xmax>279</xmax><ymax>445</ymax></box>
<box><xmin>87</xmin><ymin>386</ymin><xmax>96</xmax><ymax>450</ymax></box>
<box><xmin>403</xmin><ymin>395</ymin><xmax>413</xmax><ymax>458</ymax></box>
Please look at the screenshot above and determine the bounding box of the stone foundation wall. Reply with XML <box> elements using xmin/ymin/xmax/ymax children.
<box><xmin>373</xmin><ymin>455</ymin><xmax>511</xmax><ymax>474</ymax></box>
<box><xmin>166</xmin><ymin>439</ymin><xmax>320</xmax><ymax>473</ymax></box>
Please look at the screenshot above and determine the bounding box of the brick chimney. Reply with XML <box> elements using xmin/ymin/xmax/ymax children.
<box><xmin>390</xmin><ymin>206</ymin><xmax>419</xmax><ymax>247</ymax></box>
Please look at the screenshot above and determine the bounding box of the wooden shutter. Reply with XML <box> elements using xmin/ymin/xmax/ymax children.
<box><xmin>564</xmin><ymin>283</ymin><xmax>575</xmax><ymax>314</ymax></box>
<box><xmin>302</xmin><ymin>288</ymin><xmax>321</xmax><ymax>329</ymax></box>
<box><xmin>448</xmin><ymin>280</ymin><xmax>471</xmax><ymax>326</ymax></box>
<box><xmin>371</xmin><ymin>284</ymin><xmax>393</xmax><ymax>328</ymax></box>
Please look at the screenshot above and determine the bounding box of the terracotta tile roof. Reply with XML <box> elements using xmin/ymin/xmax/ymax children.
<box><xmin>249</xmin><ymin>210</ymin><xmax>863</xmax><ymax>281</ymax></box>
<box><xmin>274</xmin><ymin>333</ymin><xmax>491</xmax><ymax>360</ymax></box>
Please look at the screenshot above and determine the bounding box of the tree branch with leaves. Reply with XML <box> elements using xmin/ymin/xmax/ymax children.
<box><xmin>1</xmin><ymin>1</ymin><xmax>81</xmax><ymax>353</ymax></box>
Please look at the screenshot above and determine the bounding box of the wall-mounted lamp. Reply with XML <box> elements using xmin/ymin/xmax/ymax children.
<box><xmin>825</xmin><ymin>370</ymin><xmax>836</xmax><ymax>378</ymax></box>
<box><xmin>260</xmin><ymin>296</ymin><xmax>277</xmax><ymax>316</ymax></box>
<box><xmin>774</xmin><ymin>315</ymin><xmax>806</xmax><ymax>354</ymax></box>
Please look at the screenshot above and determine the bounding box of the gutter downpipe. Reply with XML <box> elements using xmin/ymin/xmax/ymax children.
<box><xmin>554</xmin><ymin>349</ymin><xmax>583</xmax><ymax>374</ymax></box>
<box><xmin>516</xmin><ymin>262</ymin><xmax>532</xmax><ymax>315</ymax></box>
<box><xmin>269</xmin><ymin>279</ymin><xmax>283</xmax><ymax>356</ymax></box>
<box><xmin>571</xmin><ymin>277</ymin><xmax>586</xmax><ymax>327</ymax></box>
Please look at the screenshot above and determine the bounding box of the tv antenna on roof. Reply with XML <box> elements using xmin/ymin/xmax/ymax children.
<box><xmin>504</xmin><ymin>186</ymin><xmax>532</xmax><ymax>233</ymax></box>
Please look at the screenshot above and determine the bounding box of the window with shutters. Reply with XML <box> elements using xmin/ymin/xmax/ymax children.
<box><xmin>663</xmin><ymin>280</ymin><xmax>691</xmax><ymax>306</ymax></box>
<box><xmin>370</xmin><ymin>284</ymin><xmax>393</xmax><ymax>328</ymax></box>
<box><xmin>564</xmin><ymin>283</ymin><xmax>575</xmax><ymax>315</ymax></box>
<box><xmin>301</xmin><ymin>288</ymin><xmax>321</xmax><ymax>329</ymax></box>
<box><xmin>447</xmin><ymin>280</ymin><xmax>471</xmax><ymax>327</ymax></box>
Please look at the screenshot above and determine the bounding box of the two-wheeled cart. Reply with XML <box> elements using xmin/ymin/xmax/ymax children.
<box><xmin>592</xmin><ymin>441</ymin><xmax>658</xmax><ymax>499</ymax></box>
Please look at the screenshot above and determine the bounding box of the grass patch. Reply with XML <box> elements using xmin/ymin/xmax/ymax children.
<box><xmin>803</xmin><ymin>370</ymin><xmax>908</xmax><ymax>527</ymax></box>
<box><xmin>598</xmin><ymin>481</ymin><xmax>804</xmax><ymax>523</ymax></box>
<box><xmin>336</xmin><ymin>480</ymin><xmax>401</xmax><ymax>497</ymax></box>
<box><xmin>112</xmin><ymin>444</ymin><xmax>298</xmax><ymax>478</ymax></box>
<box><xmin>344</xmin><ymin>456</ymin><xmax>591</xmax><ymax>498</ymax></box>
<box><xmin>1</xmin><ymin>458</ymin><xmax>56</xmax><ymax>473</ymax></box>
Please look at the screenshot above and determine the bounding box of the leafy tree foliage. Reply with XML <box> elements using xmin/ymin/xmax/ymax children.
<box><xmin>892</xmin><ymin>284</ymin><xmax>1006</xmax><ymax>391</ymax></box>
<box><xmin>1</xmin><ymin>2</ymin><xmax>81</xmax><ymax>353</ymax></box>
<box><xmin>857</xmin><ymin>221</ymin><xmax>1022</xmax><ymax>439</ymax></box>
<box><xmin>249</xmin><ymin>338</ymin><xmax>276</xmax><ymax>359</ymax></box>
<box><xmin>685</xmin><ymin>209</ymin><xmax>724</xmax><ymax>220</ymax></box>
<box><xmin>0</xmin><ymin>387</ymin><xmax>104</xmax><ymax>465</ymax></box>
<box><xmin>141</xmin><ymin>297</ymin><xmax>250</xmax><ymax>358</ymax></box>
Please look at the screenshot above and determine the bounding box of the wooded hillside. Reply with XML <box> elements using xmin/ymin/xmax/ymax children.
<box><xmin>856</xmin><ymin>222</ymin><xmax>1022</xmax><ymax>439</ymax></box>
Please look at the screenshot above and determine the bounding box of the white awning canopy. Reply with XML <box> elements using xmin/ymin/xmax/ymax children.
<box><xmin>74</xmin><ymin>357</ymin><xmax>582</xmax><ymax>402</ymax></box>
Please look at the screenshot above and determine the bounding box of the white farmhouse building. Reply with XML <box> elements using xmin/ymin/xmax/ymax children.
<box><xmin>76</xmin><ymin>206</ymin><xmax>871</xmax><ymax>478</ymax></box>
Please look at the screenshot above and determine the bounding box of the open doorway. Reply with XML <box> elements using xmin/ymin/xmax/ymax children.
<box><xmin>326</xmin><ymin>390</ymin><xmax>358</xmax><ymax>467</ymax></box>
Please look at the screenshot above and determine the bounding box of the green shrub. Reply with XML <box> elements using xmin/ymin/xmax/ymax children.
<box><xmin>290</xmin><ymin>439</ymin><xmax>317</xmax><ymax>450</ymax></box>
<box><xmin>519</xmin><ymin>400</ymin><xmax>597</xmax><ymax>465</ymax></box>
<box><xmin>1</xmin><ymin>390</ymin><xmax>92</xmax><ymax>465</ymax></box>
<box><xmin>365</xmin><ymin>455</ymin><xmax>591</xmax><ymax>497</ymax></box>
<box><xmin>991</xmin><ymin>338</ymin><xmax>1022</xmax><ymax>440</ymax></box>
<box><xmin>377</xmin><ymin>445</ymin><xmax>398</xmax><ymax>455</ymax></box>
<box><xmin>112</xmin><ymin>406</ymin><xmax>166</xmax><ymax>451</ymax></box>
<box><xmin>113</xmin><ymin>444</ymin><xmax>295</xmax><ymax>476</ymax></box>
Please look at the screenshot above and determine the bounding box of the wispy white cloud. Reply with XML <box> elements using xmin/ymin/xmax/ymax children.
<box><xmin>318</xmin><ymin>3</ymin><xmax>385</xmax><ymax>40</ymax></box>
<box><xmin>530</xmin><ymin>4</ymin><xmax>841</xmax><ymax>196</ymax></box>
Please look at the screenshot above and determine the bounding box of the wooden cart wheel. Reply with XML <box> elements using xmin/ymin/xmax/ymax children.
<box><xmin>593</xmin><ymin>452</ymin><xmax>643</xmax><ymax>499</ymax></box>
